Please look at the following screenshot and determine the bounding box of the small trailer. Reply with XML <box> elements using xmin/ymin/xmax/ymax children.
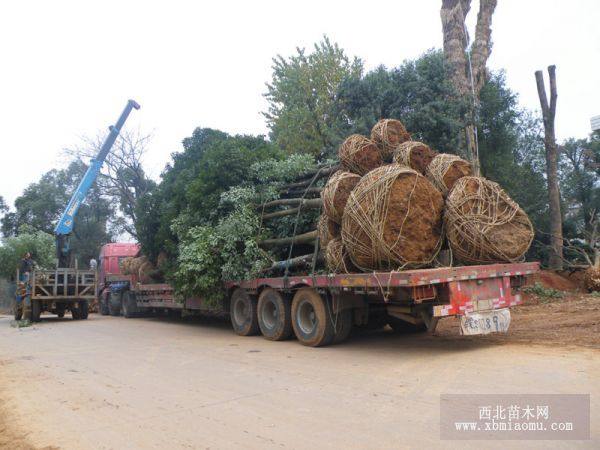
<box><xmin>103</xmin><ymin>255</ymin><xmax>538</xmax><ymax>347</ymax></box>
<box><xmin>15</xmin><ymin>267</ymin><xmax>97</xmax><ymax>321</ymax></box>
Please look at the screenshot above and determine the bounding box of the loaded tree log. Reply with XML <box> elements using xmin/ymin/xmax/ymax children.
<box><xmin>279</xmin><ymin>165</ymin><xmax>339</xmax><ymax>191</ymax></box>
<box><xmin>259</xmin><ymin>230</ymin><xmax>317</xmax><ymax>248</ymax></box>
<box><xmin>259</xmin><ymin>197</ymin><xmax>322</xmax><ymax>209</ymax></box>
<box><xmin>263</xmin><ymin>253</ymin><xmax>324</xmax><ymax>273</ymax></box>
<box><xmin>283</xmin><ymin>187</ymin><xmax>323</xmax><ymax>197</ymax></box>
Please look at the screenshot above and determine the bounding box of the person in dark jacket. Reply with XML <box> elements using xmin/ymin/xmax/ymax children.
<box><xmin>19</xmin><ymin>252</ymin><xmax>34</xmax><ymax>277</ymax></box>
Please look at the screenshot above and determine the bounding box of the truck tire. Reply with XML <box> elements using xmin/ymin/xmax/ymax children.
<box><xmin>100</xmin><ymin>293</ymin><xmax>110</xmax><ymax>316</ymax></box>
<box><xmin>331</xmin><ymin>308</ymin><xmax>353</xmax><ymax>345</ymax></box>
<box><xmin>71</xmin><ymin>304</ymin><xmax>81</xmax><ymax>320</ymax></box>
<box><xmin>257</xmin><ymin>288</ymin><xmax>292</xmax><ymax>341</ymax></box>
<box><xmin>31</xmin><ymin>300</ymin><xmax>42</xmax><ymax>322</ymax></box>
<box><xmin>55</xmin><ymin>303</ymin><xmax>66</xmax><ymax>318</ymax></box>
<box><xmin>78</xmin><ymin>300</ymin><xmax>89</xmax><ymax>320</ymax></box>
<box><xmin>230</xmin><ymin>288</ymin><xmax>259</xmax><ymax>336</ymax></box>
<box><xmin>387</xmin><ymin>316</ymin><xmax>426</xmax><ymax>333</ymax></box>
<box><xmin>291</xmin><ymin>288</ymin><xmax>334</xmax><ymax>347</ymax></box>
<box><xmin>122</xmin><ymin>291</ymin><xmax>138</xmax><ymax>318</ymax></box>
<box><xmin>109</xmin><ymin>292</ymin><xmax>122</xmax><ymax>316</ymax></box>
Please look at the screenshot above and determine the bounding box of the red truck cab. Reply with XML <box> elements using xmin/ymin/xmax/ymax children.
<box><xmin>98</xmin><ymin>243</ymin><xmax>140</xmax><ymax>315</ymax></box>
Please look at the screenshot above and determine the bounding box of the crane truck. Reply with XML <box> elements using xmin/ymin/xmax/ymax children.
<box><xmin>14</xmin><ymin>100</ymin><xmax>140</xmax><ymax>322</ymax></box>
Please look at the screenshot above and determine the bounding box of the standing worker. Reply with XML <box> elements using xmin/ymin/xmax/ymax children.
<box><xmin>89</xmin><ymin>257</ymin><xmax>98</xmax><ymax>271</ymax></box>
<box><xmin>15</xmin><ymin>252</ymin><xmax>35</xmax><ymax>324</ymax></box>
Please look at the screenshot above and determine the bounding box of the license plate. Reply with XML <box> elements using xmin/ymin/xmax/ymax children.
<box><xmin>460</xmin><ymin>308</ymin><xmax>511</xmax><ymax>335</ymax></box>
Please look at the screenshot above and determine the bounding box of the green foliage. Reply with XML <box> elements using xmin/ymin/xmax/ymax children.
<box><xmin>335</xmin><ymin>49</ymin><xmax>465</xmax><ymax>154</ymax></box>
<box><xmin>0</xmin><ymin>226</ymin><xmax>55</xmax><ymax>279</ymax></box>
<box><xmin>135</xmin><ymin>128</ymin><xmax>281</xmax><ymax>262</ymax></box>
<box><xmin>264</xmin><ymin>36</ymin><xmax>363</xmax><ymax>157</ymax></box>
<box><xmin>522</xmin><ymin>282</ymin><xmax>564</xmax><ymax>300</ymax></box>
<box><xmin>172</xmin><ymin>196</ymin><xmax>268</xmax><ymax>308</ymax></box>
<box><xmin>1</xmin><ymin>159</ymin><xmax>114</xmax><ymax>263</ymax></box>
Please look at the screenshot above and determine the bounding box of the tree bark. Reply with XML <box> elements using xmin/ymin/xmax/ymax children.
<box><xmin>260</xmin><ymin>197</ymin><xmax>322</xmax><ymax>209</ymax></box>
<box><xmin>259</xmin><ymin>230</ymin><xmax>317</xmax><ymax>249</ymax></box>
<box><xmin>261</xmin><ymin>199</ymin><xmax>322</xmax><ymax>220</ymax></box>
<box><xmin>263</xmin><ymin>253</ymin><xmax>323</xmax><ymax>273</ymax></box>
<box><xmin>440</xmin><ymin>0</ymin><xmax>497</xmax><ymax>176</ymax></box>
<box><xmin>535</xmin><ymin>65</ymin><xmax>563</xmax><ymax>270</ymax></box>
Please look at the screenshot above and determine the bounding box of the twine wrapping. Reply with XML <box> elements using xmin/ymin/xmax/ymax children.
<box><xmin>393</xmin><ymin>141</ymin><xmax>438</xmax><ymax>174</ymax></box>
<box><xmin>339</xmin><ymin>134</ymin><xmax>382</xmax><ymax>176</ymax></box>
<box><xmin>317</xmin><ymin>214</ymin><xmax>339</xmax><ymax>249</ymax></box>
<box><xmin>426</xmin><ymin>153</ymin><xmax>472</xmax><ymax>195</ymax></box>
<box><xmin>325</xmin><ymin>238</ymin><xmax>354</xmax><ymax>273</ymax></box>
<box><xmin>371</xmin><ymin>119</ymin><xmax>411</xmax><ymax>161</ymax></box>
<box><xmin>444</xmin><ymin>177</ymin><xmax>534</xmax><ymax>264</ymax></box>
<box><xmin>321</xmin><ymin>170</ymin><xmax>361</xmax><ymax>223</ymax></box>
<box><xmin>584</xmin><ymin>266</ymin><xmax>600</xmax><ymax>292</ymax></box>
<box><xmin>342</xmin><ymin>164</ymin><xmax>444</xmax><ymax>271</ymax></box>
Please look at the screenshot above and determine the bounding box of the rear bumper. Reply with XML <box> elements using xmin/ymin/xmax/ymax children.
<box><xmin>433</xmin><ymin>275</ymin><xmax>523</xmax><ymax>317</ymax></box>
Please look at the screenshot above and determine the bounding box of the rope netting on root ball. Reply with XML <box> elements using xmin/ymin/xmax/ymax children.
<box><xmin>393</xmin><ymin>141</ymin><xmax>438</xmax><ymax>174</ymax></box>
<box><xmin>444</xmin><ymin>177</ymin><xmax>534</xmax><ymax>264</ymax></box>
<box><xmin>426</xmin><ymin>153</ymin><xmax>473</xmax><ymax>195</ymax></box>
<box><xmin>317</xmin><ymin>214</ymin><xmax>340</xmax><ymax>249</ymax></box>
<box><xmin>321</xmin><ymin>170</ymin><xmax>361</xmax><ymax>223</ymax></box>
<box><xmin>370</xmin><ymin>119</ymin><xmax>411</xmax><ymax>161</ymax></box>
<box><xmin>339</xmin><ymin>134</ymin><xmax>382</xmax><ymax>176</ymax></box>
<box><xmin>325</xmin><ymin>238</ymin><xmax>355</xmax><ymax>273</ymax></box>
<box><xmin>342</xmin><ymin>164</ymin><xmax>444</xmax><ymax>271</ymax></box>
<box><xmin>583</xmin><ymin>266</ymin><xmax>600</xmax><ymax>292</ymax></box>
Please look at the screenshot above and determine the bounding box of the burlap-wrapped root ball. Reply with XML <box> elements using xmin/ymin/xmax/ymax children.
<box><xmin>339</xmin><ymin>134</ymin><xmax>382</xmax><ymax>176</ymax></box>
<box><xmin>342</xmin><ymin>164</ymin><xmax>444</xmax><ymax>271</ymax></box>
<box><xmin>317</xmin><ymin>214</ymin><xmax>340</xmax><ymax>249</ymax></box>
<box><xmin>445</xmin><ymin>177</ymin><xmax>534</xmax><ymax>264</ymax></box>
<box><xmin>371</xmin><ymin>119</ymin><xmax>411</xmax><ymax>160</ymax></box>
<box><xmin>326</xmin><ymin>238</ymin><xmax>355</xmax><ymax>273</ymax></box>
<box><xmin>321</xmin><ymin>171</ymin><xmax>361</xmax><ymax>223</ymax></box>
<box><xmin>393</xmin><ymin>141</ymin><xmax>438</xmax><ymax>174</ymax></box>
<box><xmin>584</xmin><ymin>266</ymin><xmax>600</xmax><ymax>292</ymax></box>
<box><xmin>121</xmin><ymin>256</ymin><xmax>157</xmax><ymax>283</ymax></box>
<box><xmin>426</xmin><ymin>153</ymin><xmax>472</xmax><ymax>195</ymax></box>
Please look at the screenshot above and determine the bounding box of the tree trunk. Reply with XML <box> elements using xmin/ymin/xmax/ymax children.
<box><xmin>259</xmin><ymin>197</ymin><xmax>322</xmax><ymax>209</ymax></box>
<box><xmin>258</xmin><ymin>230</ymin><xmax>318</xmax><ymax>249</ymax></box>
<box><xmin>440</xmin><ymin>0</ymin><xmax>497</xmax><ymax>176</ymax></box>
<box><xmin>535</xmin><ymin>65</ymin><xmax>563</xmax><ymax>270</ymax></box>
<box><xmin>261</xmin><ymin>200</ymin><xmax>322</xmax><ymax>220</ymax></box>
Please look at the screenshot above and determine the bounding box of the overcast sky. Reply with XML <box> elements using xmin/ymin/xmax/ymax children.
<box><xmin>1</xmin><ymin>0</ymin><xmax>599</xmax><ymax>207</ymax></box>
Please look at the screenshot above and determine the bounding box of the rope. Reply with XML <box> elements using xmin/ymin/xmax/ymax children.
<box><xmin>371</xmin><ymin>119</ymin><xmax>411</xmax><ymax>160</ymax></box>
<box><xmin>393</xmin><ymin>141</ymin><xmax>438</xmax><ymax>174</ymax></box>
<box><xmin>325</xmin><ymin>238</ymin><xmax>353</xmax><ymax>273</ymax></box>
<box><xmin>445</xmin><ymin>176</ymin><xmax>534</xmax><ymax>263</ymax></box>
<box><xmin>321</xmin><ymin>170</ymin><xmax>361</xmax><ymax>223</ymax></box>
<box><xmin>339</xmin><ymin>134</ymin><xmax>382</xmax><ymax>176</ymax></box>
<box><xmin>342</xmin><ymin>164</ymin><xmax>444</xmax><ymax>271</ymax></box>
<box><xmin>426</xmin><ymin>153</ymin><xmax>472</xmax><ymax>195</ymax></box>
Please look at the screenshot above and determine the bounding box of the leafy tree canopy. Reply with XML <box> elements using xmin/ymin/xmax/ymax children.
<box><xmin>264</xmin><ymin>36</ymin><xmax>363</xmax><ymax>157</ymax></box>
<box><xmin>0</xmin><ymin>226</ymin><xmax>54</xmax><ymax>279</ymax></box>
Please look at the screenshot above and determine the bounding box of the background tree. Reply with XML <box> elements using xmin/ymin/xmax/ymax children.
<box><xmin>66</xmin><ymin>129</ymin><xmax>156</xmax><ymax>238</ymax></box>
<box><xmin>264</xmin><ymin>36</ymin><xmax>363</xmax><ymax>157</ymax></box>
<box><xmin>0</xmin><ymin>226</ymin><xmax>55</xmax><ymax>279</ymax></box>
<box><xmin>1</xmin><ymin>159</ymin><xmax>114</xmax><ymax>264</ymax></box>
<box><xmin>440</xmin><ymin>0</ymin><xmax>497</xmax><ymax>175</ymax></box>
<box><xmin>535</xmin><ymin>65</ymin><xmax>563</xmax><ymax>270</ymax></box>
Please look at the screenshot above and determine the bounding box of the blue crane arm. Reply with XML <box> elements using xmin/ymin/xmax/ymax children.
<box><xmin>54</xmin><ymin>100</ymin><xmax>140</xmax><ymax>236</ymax></box>
<box><xmin>54</xmin><ymin>100</ymin><xmax>140</xmax><ymax>266</ymax></box>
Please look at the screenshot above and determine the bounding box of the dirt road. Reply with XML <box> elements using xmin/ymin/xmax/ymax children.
<box><xmin>1</xmin><ymin>313</ymin><xmax>598</xmax><ymax>449</ymax></box>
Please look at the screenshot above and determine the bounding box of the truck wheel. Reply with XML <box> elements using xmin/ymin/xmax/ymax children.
<box><xmin>71</xmin><ymin>304</ymin><xmax>81</xmax><ymax>320</ymax></box>
<box><xmin>56</xmin><ymin>303</ymin><xmax>65</xmax><ymax>318</ymax></box>
<box><xmin>257</xmin><ymin>288</ymin><xmax>292</xmax><ymax>341</ymax></box>
<box><xmin>100</xmin><ymin>293</ymin><xmax>110</xmax><ymax>316</ymax></box>
<box><xmin>230</xmin><ymin>288</ymin><xmax>259</xmax><ymax>336</ymax></box>
<box><xmin>109</xmin><ymin>292</ymin><xmax>122</xmax><ymax>316</ymax></box>
<box><xmin>291</xmin><ymin>288</ymin><xmax>334</xmax><ymax>347</ymax></box>
<box><xmin>331</xmin><ymin>308</ymin><xmax>353</xmax><ymax>345</ymax></box>
<box><xmin>122</xmin><ymin>291</ymin><xmax>138</xmax><ymax>318</ymax></box>
<box><xmin>31</xmin><ymin>300</ymin><xmax>42</xmax><ymax>322</ymax></box>
<box><xmin>387</xmin><ymin>316</ymin><xmax>426</xmax><ymax>333</ymax></box>
<box><xmin>78</xmin><ymin>300</ymin><xmax>89</xmax><ymax>320</ymax></box>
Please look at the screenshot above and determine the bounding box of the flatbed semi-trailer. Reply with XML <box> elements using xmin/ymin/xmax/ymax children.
<box><xmin>98</xmin><ymin>244</ymin><xmax>538</xmax><ymax>347</ymax></box>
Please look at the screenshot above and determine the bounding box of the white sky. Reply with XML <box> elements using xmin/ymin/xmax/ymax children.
<box><xmin>1</xmin><ymin>0</ymin><xmax>599</xmax><ymax>207</ymax></box>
